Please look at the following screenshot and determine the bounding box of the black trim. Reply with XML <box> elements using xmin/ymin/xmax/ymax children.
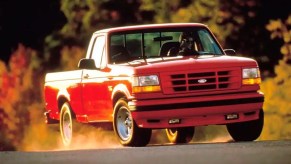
<box><xmin>130</xmin><ymin>97</ymin><xmax>264</xmax><ymax>112</ymax></box>
<box><xmin>131</xmin><ymin>91</ymin><xmax>261</xmax><ymax>101</ymax></box>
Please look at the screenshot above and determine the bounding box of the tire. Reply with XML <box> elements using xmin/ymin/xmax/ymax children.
<box><xmin>113</xmin><ymin>98</ymin><xmax>151</xmax><ymax>147</ymax></box>
<box><xmin>60</xmin><ymin>102</ymin><xmax>74</xmax><ymax>146</ymax></box>
<box><xmin>227</xmin><ymin>109</ymin><xmax>264</xmax><ymax>141</ymax></box>
<box><xmin>166</xmin><ymin>127</ymin><xmax>195</xmax><ymax>144</ymax></box>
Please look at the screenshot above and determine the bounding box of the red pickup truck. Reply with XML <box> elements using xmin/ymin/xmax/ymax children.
<box><xmin>44</xmin><ymin>23</ymin><xmax>264</xmax><ymax>147</ymax></box>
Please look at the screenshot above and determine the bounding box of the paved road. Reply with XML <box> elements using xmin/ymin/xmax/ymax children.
<box><xmin>1</xmin><ymin>140</ymin><xmax>291</xmax><ymax>164</ymax></box>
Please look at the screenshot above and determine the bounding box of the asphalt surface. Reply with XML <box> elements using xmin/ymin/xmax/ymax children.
<box><xmin>1</xmin><ymin>140</ymin><xmax>291</xmax><ymax>164</ymax></box>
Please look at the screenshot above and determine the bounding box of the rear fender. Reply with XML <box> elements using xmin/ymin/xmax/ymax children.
<box><xmin>56</xmin><ymin>89</ymin><xmax>72</xmax><ymax>116</ymax></box>
<box><xmin>57</xmin><ymin>89</ymin><xmax>71</xmax><ymax>103</ymax></box>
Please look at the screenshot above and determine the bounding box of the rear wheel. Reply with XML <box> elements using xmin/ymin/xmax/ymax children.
<box><xmin>166</xmin><ymin>127</ymin><xmax>195</xmax><ymax>144</ymax></box>
<box><xmin>227</xmin><ymin>109</ymin><xmax>264</xmax><ymax>141</ymax></box>
<box><xmin>113</xmin><ymin>99</ymin><xmax>151</xmax><ymax>147</ymax></box>
<box><xmin>60</xmin><ymin>102</ymin><xmax>74</xmax><ymax>146</ymax></box>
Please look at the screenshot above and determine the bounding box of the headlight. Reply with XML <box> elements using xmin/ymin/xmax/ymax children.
<box><xmin>242</xmin><ymin>68</ymin><xmax>261</xmax><ymax>85</ymax></box>
<box><xmin>132</xmin><ymin>75</ymin><xmax>161</xmax><ymax>93</ymax></box>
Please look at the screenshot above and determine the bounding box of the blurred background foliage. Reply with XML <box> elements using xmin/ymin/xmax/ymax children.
<box><xmin>260</xmin><ymin>15</ymin><xmax>291</xmax><ymax>140</ymax></box>
<box><xmin>0</xmin><ymin>0</ymin><xmax>290</xmax><ymax>150</ymax></box>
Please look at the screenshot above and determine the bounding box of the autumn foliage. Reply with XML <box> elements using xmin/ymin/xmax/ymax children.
<box><xmin>0</xmin><ymin>44</ymin><xmax>86</xmax><ymax>150</ymax></box>
<box><xmin>0</xmin><ymin>44</ymin><xmax>42</xmax><ymax>150</ymax></box>
<box><xmin>260</xmin><ymin>15</ymin><xmax>291</xmax><ymax>140</ymax></box>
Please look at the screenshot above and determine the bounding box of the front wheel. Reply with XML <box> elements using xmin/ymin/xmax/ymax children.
<box><xmin>227</xmin><ymin>109</ymin><xmax>264</xmax><ymax>141</ymax></box>
<box><xmin>166</xmin><ymin>127</ymin><xmax>195</xmax><ymax>144</ymax></box>
<box><xmin>113</xmin><ymin>99</ymin><xmax>151</xmax><ymax>147</ymax></box>
<box><xmin>60</xmin><ymin>102</ymin><xmax>74</xmax><ymax>146</ymax></box>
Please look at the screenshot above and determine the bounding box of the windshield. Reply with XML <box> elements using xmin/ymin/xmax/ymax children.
<box><xmin>109</xmin><ymin>27</ymin><xmax>223</xmax><ymax>64</ymax></box>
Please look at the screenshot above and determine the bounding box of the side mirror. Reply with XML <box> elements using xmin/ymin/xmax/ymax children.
<box><xmin>78</xmin><ymin>58</ymin><xmax>97</xmax><ymax>69</ymax></box>
<box><xmin>223</xmin><ymin>49</ymin><xmax>236</xmax><ymax>56</ymax></box>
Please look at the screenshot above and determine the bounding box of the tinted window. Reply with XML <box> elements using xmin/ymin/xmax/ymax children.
<box><xmin>109</xmin><ymin>27</ymin><xmax>223</xmax><ymax>63</ymax></box>
<box><xmin>197</xmin><ymin>29</ymin><xmax>222</xmax><ymax>54</ymax></box>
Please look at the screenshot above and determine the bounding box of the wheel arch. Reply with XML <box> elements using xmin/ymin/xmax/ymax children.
<box><xmin>112</xmin><ymin>91</ymin><xmax>128</xmax><ymax>108</ymax></box>
<box><xmin>111</xmin><ymin>83</ymin><xmax>131</xmax><ymax>106</ymax></box>
<box><xmin>58</xmin><ymin>96</ymin><xmax>76</xmax><ymax>118</ymax></box>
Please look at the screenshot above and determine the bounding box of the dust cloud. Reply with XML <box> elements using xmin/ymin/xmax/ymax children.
<box><xmin>21</xmin><ymin>123</ymin><xmax>121</xmax><ymax>151</ymax></box>
<box><xmin>19</xmin><ymin>107</ymin><xmax>121</xmax><ymax>151</ymax></box>
<box><xmin>192</xmin><ymin>126</ymin><xmax>233</xmax><ymax>144</ymax></box>
<box><xmin>150</xmin><ymin>126</ymin><xmax>232</xmax><ymax>145</ymax></box>
<box><xmin>20</xmin><ymin>106</ymin><xmax>231</xmax><ymax>151</ymax></box>
<box><xmin>21</xmin><ymin>124</ymin><xmax>231</xmax><ymax>151</ymax></box>
<box><xmin>59</xmin><ymin>127</ymin><xmax>121</xmax><ymax>151</ymax></box>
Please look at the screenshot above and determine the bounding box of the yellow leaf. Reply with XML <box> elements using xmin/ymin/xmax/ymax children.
<box><xmin>266</xmin><ymin>23</ymin><xmax>272</xmax><ymax>31</ymax></box>
<box><xmin>266</xmin><ymin>19</ymin><xmax>282</xmax><ymax>31</ymax></box>
<box><xmin>280</xmin><ymin>46</ymin><xmax>289</xmax><ymax>55</ymax></box>
<box><xmin>274</xmin><ymin>19</ymin><xmax>283</xmax><ymax>29</ymax></box>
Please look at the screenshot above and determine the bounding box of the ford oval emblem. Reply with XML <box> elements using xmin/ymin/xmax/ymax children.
<box><xmin>198</xmin><ymin>79</ymin><xmax>207</xmax><ymax>83</ymax></box>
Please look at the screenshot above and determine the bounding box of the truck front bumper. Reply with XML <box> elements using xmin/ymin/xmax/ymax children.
<box><xmin>129</xmin><ymin>91</ymin><xmax>264</xmax><ymax>129</ymax></box>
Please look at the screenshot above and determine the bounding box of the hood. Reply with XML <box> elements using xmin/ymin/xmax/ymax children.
<box><xmin>125</xmin><ymin>55</ymin><xmax>258</xmax><ymax>74</ymax></box>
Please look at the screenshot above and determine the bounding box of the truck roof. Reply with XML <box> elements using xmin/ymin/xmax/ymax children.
<box><xmin>94</xmin><ymin>23</ymin><xmax>207</xmax><ymax>34</ymax></box>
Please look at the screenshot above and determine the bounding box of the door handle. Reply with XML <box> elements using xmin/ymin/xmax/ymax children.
<box><xmin>107</xmin><ymin>76</ymin><xmax>113</xmax><ymax>80</ymax></box>
<box><xmin>83</xmin><ymin>74</ymin><xmax>89</xmax><ymax>79</ymax></box>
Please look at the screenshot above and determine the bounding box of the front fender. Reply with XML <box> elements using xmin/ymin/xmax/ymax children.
<box><xmin>111</xmin><ymin>83</ymin><xmax>132</xmax><ymax>101</ymax></box>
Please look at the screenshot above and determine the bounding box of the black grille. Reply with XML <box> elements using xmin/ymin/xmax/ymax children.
<box><xmin>170</xmin><ymin>71</ymin><xmax>233</xmax><ymax>92</ymax></box>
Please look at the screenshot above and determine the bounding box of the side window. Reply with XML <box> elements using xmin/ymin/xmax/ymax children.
<box><xmin>111</xmin><ymin>35</ymin><xmax>124</xmax><ymax>46</ymax></box>
<box><xmin>198</xmin><ymin>29</ymin><xmax>222</xmax><ymax>54</ymax></box>
<box><xmin>109</xmin><ymin>33</ymin><xmax>142</xmax><ymax>64</ymax></box>
<box><xmin>91</xmin><ymin>35</ymin><xmax>106</xmax><ymax>68</ymax></box>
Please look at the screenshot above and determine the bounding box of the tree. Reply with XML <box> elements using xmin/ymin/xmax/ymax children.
<box><xmin>0</xmin><ymin>44</ymin><xmax>42</xmax><ymax>150</ymax></box>
<box><xmin>260</xmin><ymin>15</ymin><xmax>291</xmax><ymax>140</ymax></box>
<box><xmin>266</xmin><ymin>16</ymin><xmax>291</xmax><ymax>63</ymax></box>
<box><xmin>44</xmin><ymin>0</ymin><xmax>142</xmax><ymax>70</ymax></box>
<box><xmin>140</xmin><ymin>0</ymin><xmax>260</xmax><ymax>45</ymax></box>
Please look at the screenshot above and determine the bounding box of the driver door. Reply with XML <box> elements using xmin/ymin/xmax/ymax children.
<box><xmin>81</xmin><ymin>35</ymin><xmax>111</xmax><ymax>122</ymax></box>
